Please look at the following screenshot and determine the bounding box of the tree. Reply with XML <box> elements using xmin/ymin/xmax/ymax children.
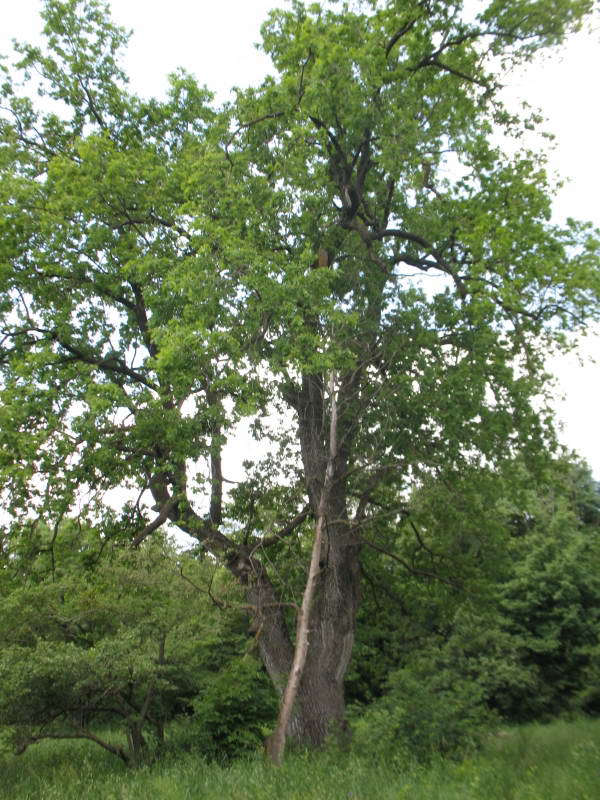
<box><xmin>0</xmin><ymin>524</ymin><xmax>276</xmax><ymax>765</ymax></box>
<box><xmin>494</xmin><ymin>461</ymin><xmax>600</xmax><ymax>719</ymax></box>
<box><xmin>349</xmin><ymin>457</ymin><xmax>600</xmax><ymax>741</ymax></box>
<box><xmin>0</xmin><ymin>528</ymin><xmax>199</xmax><ymax>766</ymax></box>
<box><xmin>1</xmin><ymin>0</ymin><xmax>599</xmax><ymax>750</ymax></box>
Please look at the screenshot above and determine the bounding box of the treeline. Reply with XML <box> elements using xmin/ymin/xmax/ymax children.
<box><xmin>1</xmin><ymin>457</ymin><xmax>598</xmax><ymax>765</ymax></box>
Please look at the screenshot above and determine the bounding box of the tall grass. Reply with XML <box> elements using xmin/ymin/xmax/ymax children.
<box><xmin>1</xmin><ymin>717</ymin><xmax>598</xmax><ymax>800</ymax></box>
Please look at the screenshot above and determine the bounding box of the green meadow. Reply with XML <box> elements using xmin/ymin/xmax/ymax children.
<box><xmin>2</xmin><ymin>718</ymin><xmax>599</xmax><ymax>800</ymax></box>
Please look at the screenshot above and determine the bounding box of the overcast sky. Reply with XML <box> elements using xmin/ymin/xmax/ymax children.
<box><xmin>2</xmin><ymin>0</ymin><xmax>599</xmax><ymax>476</ymax></box>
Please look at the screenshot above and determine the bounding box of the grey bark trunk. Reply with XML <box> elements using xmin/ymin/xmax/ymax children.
<box><xmin>292</xmin><ymin>507</ymin><xmax>361</xmax><ymax>744</ymax></box>
<box><xmin>266</xmin><ymin>373</ymin><xmax>338</xmax><ymax>764</ymax></box>
<box><xmin>262</xmin><ymin>371</ymin><xmax>361</xmax><ymax>754</ymax></box>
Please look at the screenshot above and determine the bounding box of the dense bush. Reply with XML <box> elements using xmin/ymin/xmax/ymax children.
<box><xmin>351</xmin><ymin>643</ymin><xmax>495</xmax><ymax>765</ymax></box>
<box><xmin>167</xmin><ymin>656</ymin><xmax>277</xmax><ymax>761</ymax></box>
<box><xmin>348</xmin><ymin>460</ymin><xmax>600</xmax><ymax>759</ymax></box>
<box><xmin>494</xmin><ymin>524</ymin><xmax>600</xmax><ymax>719</ymax></box>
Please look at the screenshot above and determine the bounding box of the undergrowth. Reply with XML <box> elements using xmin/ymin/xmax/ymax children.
<box><xmin>1</xmin><ymin>717</ymin><xmax>598</xmax><ymax>800</ymax></box>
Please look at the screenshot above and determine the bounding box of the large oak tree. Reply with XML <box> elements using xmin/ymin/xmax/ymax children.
<box><xmin>1</xmin><ymin>0</ymin><xmax>598</xmax><ymax>748</ymax></box>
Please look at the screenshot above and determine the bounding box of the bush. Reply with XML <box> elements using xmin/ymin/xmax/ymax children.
<box><xmin>165</xmin><ymin>656</ymin><xmax>277</xmax><ymax>761</ymax></box>
<box><xmin>351</xmin><ymin>643</ymin><xmax>495</xmax><ymax>765</ymax></box>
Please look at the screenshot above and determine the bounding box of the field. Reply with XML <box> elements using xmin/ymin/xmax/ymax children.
<box><xmin>1</xmin><ymin>718</ymin><xmax>599</xmax><ymax>800</ymax></box>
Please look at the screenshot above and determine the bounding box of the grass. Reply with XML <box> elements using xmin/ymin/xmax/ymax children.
<box><xmin>1</xmin><ymin>717</ymin><xmax>599</xmax><ymax>799</ymax></box>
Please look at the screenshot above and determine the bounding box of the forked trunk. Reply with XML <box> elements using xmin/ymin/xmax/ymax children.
<box><xmin>261</xmin><ymin>533</ymin><xmax>359</xmax><ymax>757</ymax></box>
<box><xmin>292</xmin><ymin>516</ymin><xmax>361</xmax><ymax>745</ymax></box>
<box><xmin>261</xmin><ymin>527</ymin><xmax>360</xmax><ymax>750</ymax></box>
<box><xmin>264</xmin><ymin>368</ymin><xmax>360</xmax><ymax>757</ymax></box>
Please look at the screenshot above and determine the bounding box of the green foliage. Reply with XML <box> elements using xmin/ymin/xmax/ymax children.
<box><xmin>496</xmin><ymin>524</ymin><xmax>600</xmax><ymax>718</ymax></box>
<box><xmin>349</xmin><ymin>458</ymin><xmax>600</xmax><ymax>740</ymax></box>
<box><xmin>169</xmin><ymin>656</ymin><xmax>277</xmax><ymax>761</ymax></box>
<box><xmin>352</xmin><ymin>668</ymin><xmax>492</xmax><ymax>765</ymax></box>
<box><xmin>438</xmin><ymin>461</ymin><xmax>600</xmax><ymax>722</ymax></box>
<box><xmin>1</xmin><ymin>0</ymin><xmax>598</xmax><ymax>536</ymax></box>
<box><xmin>0</xmin><ymin>526</ymin><xmax>275</xmax><ymax>765</ymax></box>
<box><xmin>351</xmin><ymin>613</ymin><xmax>500</xmax><ymax>765</ymax></box>
<box><xmin>346</xmin><ymin>462</ymin><xmax>525</xmax><ymax>708</ymax></box>
<box><xmin>1</xmin><ymin>0</ymin><xmax>600</xmax><ymax>759</ymax></box>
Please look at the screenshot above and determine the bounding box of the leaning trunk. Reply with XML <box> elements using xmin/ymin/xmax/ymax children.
<box><xmin>265</xmin><ymin>503</ymin><xmax>327</xmax><ymax>764</ymax></box>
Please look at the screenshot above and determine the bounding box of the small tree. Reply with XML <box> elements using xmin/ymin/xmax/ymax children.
<box><xmin>0</xmin><ymin>528</ymin><xmax>258</xmax><ymax>766</ymax></box>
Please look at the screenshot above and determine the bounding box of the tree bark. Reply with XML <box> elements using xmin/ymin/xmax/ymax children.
<box><xmin>291</xmin><ymin>497</ymin><xmax>360</xmax><ymax>745</ymax></box>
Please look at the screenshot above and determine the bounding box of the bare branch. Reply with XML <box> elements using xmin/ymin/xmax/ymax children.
<box><xmin>359</xmin><ymin>535</ymin><xmax>465</xmax><ymax>591</ymax></box>
<box><xmin>419</xmin><ymin>56</ymin><xmax>490</xmax><ymax>89</ymax></box>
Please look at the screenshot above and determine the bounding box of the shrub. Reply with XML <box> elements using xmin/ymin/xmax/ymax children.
<box><xmin>351</xmin><ymin>641</ymin><xmax>495</xmax><ymax>765</ymax></box>
<box><xmin>166</xmin><ymin>656</ymin><xmax>277</xmax><ymax>761</ymax></box>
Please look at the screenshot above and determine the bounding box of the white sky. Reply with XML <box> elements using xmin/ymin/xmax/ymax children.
<box><xmin>1</xmin><ymin>0</ymin><xmax>599</xmax><ymax>476</ymax></box>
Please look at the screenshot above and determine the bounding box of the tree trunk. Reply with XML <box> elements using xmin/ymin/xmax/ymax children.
<box><xmin>260</xmin><ymin>529</ymin><xmax>359</xmax><ymax>748</ymax></box>
<box><xmin>262</xmin><ymin>371</ymin><xmax>361</xmax><ymax>754</ymax></box>
<box><xmin>126</xmin><ymin>724</ymin><xmax>148</xmax><ymax>766</ymax></box>
<box><xmin>293</xmin><ymin>666</ymin><xmax>347</xmax><ymax>744</ymax></box>
<box><xmin>291</xmin><ymin>515</ymin><xmax>361</xmax><ymax>745</ymax></box>
<box><xmin>255</xmin><ymin>539</ymin><xmax>359</xmax><ymax>751</ymax></box>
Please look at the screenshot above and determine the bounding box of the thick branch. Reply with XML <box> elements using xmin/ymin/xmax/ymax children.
<box><xmin>147</xmin><ymin>471</ymin><xmax>232</xmax><ymax>554</ymax></box>
<box><xmin>130</xmin><ymin>283</ymin><xmax>158</xmax><ymax>358</ymax></box>
<box><xmin>131</xmin><ymin>497</ymin><xmax>179</xmax><ymax>548</ymax></box>
<box><xmin>19</xmin><ymin>726</ymin><xmax>129</xmax><ymax>764</ymax></box>
<box><xmin>207</xmin><ymin>391</ymin><xmax>224</xmax><ymax>526</ymax></box>
<box><xmin>252</xmin><ymin>506</ymin><xmax>312</xmax><ymax>551</ymax></box>
<box><xmin>418</xmin><ymin>56</ymin><xmax>490</xmax><ymax>88</ymax></box>
<box><xmin>385</xmin><ymin>17</ymin><xmax>420</xmax><ymax>57</ymax></box>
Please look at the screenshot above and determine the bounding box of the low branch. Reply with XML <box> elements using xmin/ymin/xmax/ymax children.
<box><xmin>178</xmin><ymin>563</ymin><xmax>226</xmax><ymax>609</ymax></box>
<box><xmin>409</xmin><ymin>519</ymin><xmax>443</xmax><ymax>560</ymax></box>
<box><xmin>177</xmin><ymin>565</ymin><xmax>299</xmax><ymax>615</ymax></box>
<box><xmin>18</xmin><ymin>726</ymin><xmax>129</xmax><ymax>764</ymax></box>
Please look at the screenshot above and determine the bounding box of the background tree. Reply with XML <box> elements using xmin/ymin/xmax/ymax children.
<box><xmin>347</xmin><ymin>456</ymin><xmax>600</xmax><ymax>763</ymax></box>
<box><xmin>1</xmin><ymin>0</ymin><xmax>599</xmax><ymax>750</ymax></box>
<box><xmin>0</xmin><ymin>529</ymin><xmax>194</xmax><ymax>766</ymax></box>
